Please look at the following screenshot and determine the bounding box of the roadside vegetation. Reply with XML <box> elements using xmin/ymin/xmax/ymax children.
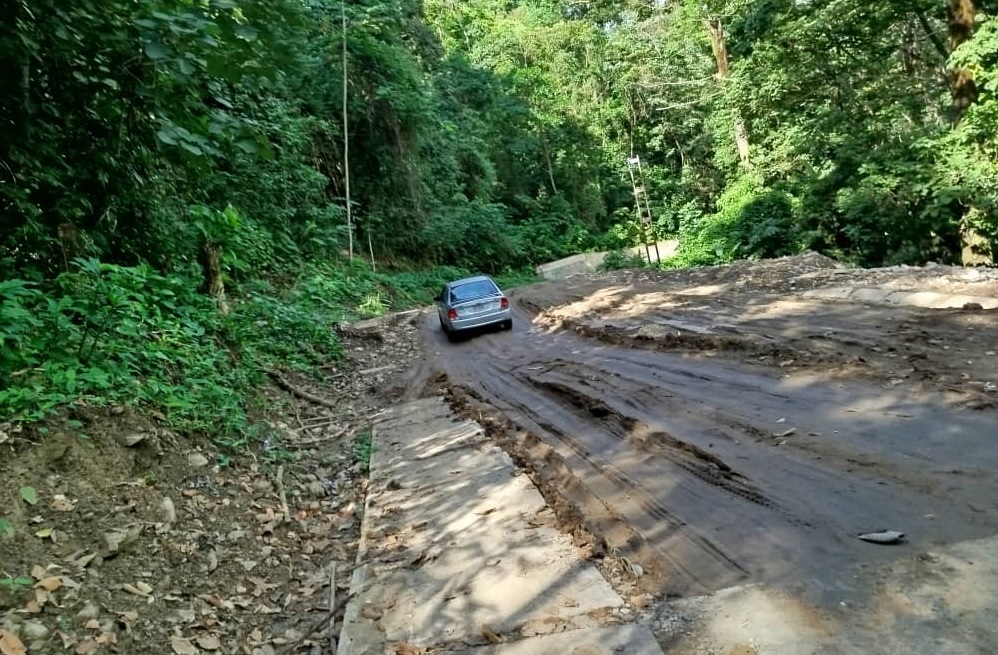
<box><xmin>3</xmin><ymin>0</ymin><xmax>998</xmax><ymax>439</ymax></box>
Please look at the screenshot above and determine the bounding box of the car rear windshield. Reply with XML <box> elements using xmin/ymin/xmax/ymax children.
<box><xmin>450</xmin><ymin>279</ymin><xmax>497</xmax><ymax>303</ymax></box>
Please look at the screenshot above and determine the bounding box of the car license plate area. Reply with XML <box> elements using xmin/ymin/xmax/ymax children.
<box><xmin>461</xmin><ymin>300</ymin><xmax>500</xmax><ymax>316</ymax></box>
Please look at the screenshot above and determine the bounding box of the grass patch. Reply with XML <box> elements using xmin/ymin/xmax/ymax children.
<box><xmin>353</xmin><ymin>430</ymin><xmax>375</xmax><ymax>472</ymax></box>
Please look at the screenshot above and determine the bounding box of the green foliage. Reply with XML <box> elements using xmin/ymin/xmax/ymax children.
<box><xmin>353</xmin><ymin>430</ymin><xmax>376</xmax><ymax>471</ymax></box>
<box><xmin>19</xmin><ymin>486</ymin><xmax>38</xmax><ymax>506</ymax></box>
<box><xmin>0</xmin><ymin>249</ymin><xmax>528</xmax><ymax>440</ymax></box>
<box><xmin>601</xmin><ymin>250</ymin><xmax>649</xmax><ymax>271</ymax></box>
<box><xmin>669</xmin><ymin>175</ymin><xmax>796</xmax><ymax>267</ymax></box>
<box><xmin>0</xmin><ymin>576</ymin><xmax>33</xmax><ymax>593</ymax></box>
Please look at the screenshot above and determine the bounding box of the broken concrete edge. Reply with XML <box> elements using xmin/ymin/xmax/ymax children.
<box><xmin>801</xmin><ymin>286</ymin><xmax>997</xmax><ymax>310</ymax></box>
<box><xmin>335</xmin><ymin>410</ymin><xmax>388</xmax><ymax>655</ymax></box>
<box><xmin>535</xmin><ymin>241</ymin><xmax>680</xmax><ymax>279</ymax></box>
<box><xmin>443</xmin><ymin>386</ymin><xmax>668</xmax><ymax>599</ymax></box>
<box><xmin>338</xmin><ymin>308</ymin><xmax>427</xmax><ymax>334</ymax></box>
<box><xmin>336</xmin><ymin>397</ymin><xmax>664</xmax><ymax>655</ymax></box>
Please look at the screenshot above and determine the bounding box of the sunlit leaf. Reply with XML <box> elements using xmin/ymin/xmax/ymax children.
<box><xmin>156</xmin><ymin>128</ymin><xmax>179</xmax><ymax>146</ymax></box>
<box><xmin>143</xmin><ymin>40</ymin><xmax>171</xmax><ymax>60</ymax></box>
<box><xmin>235</xmin><ymin>139</ymin><xmax>259</xmax><ymax>154</ymax></box>
<box><xmin>20</xmin><ymin>487</ymin><xmax>38</xmax><ymax>506</ymax></box>
<box><xmin>235</xmin><ymin>25</ymin><xmax>259</xmax><ymax>41</ymax></box>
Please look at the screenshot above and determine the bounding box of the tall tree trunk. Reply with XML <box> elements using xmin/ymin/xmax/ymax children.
<box><xmin>948</xmin><ymin>0</ymin><xmax>978</xmax><ymax>123</ymax></box>
<box><xmin>946</xmin><ymin>0</ymin><xmax>992</xmax><ymax>265</ymax></box>
<box><xmin>200</xmin><ymin>243</ymin><xmax>230</xmax><ymax>315</ymax></box>
<box><xmin>705</xmin><ymin>17</ymin><xmax>750</xmax><ymax>169</ymax></box>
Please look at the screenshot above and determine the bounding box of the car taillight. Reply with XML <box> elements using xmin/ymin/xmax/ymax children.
<box><xmin>447</xmin><ymin>308</ymin><xmax>458</xmax><ymax>320</ymax></box>
<box><xmin>500</xmin><ymin>297</ymin><xmax>509</xmax><ymax>309</ymax></box>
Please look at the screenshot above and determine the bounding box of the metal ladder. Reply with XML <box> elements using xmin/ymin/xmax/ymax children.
<box><xmin>627</xmin><ymin>155</ymin><xmax>660</xmax><ymax>264</ymax></box>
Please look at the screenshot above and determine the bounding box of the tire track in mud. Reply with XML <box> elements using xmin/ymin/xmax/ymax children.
<box><xmin>444</xmin><ymin>382</ymin><xmax>750</xmax><ymax>597</ymax></box>
<box><xmin>422</xmin><ymin>304</ymin><xmax>998</xmax><ymax>608</ymax></box>
<box><xmin>513</xmin><ymin>370</ymin><xmax>777</xmax><ymax>511</ymax></box>
<box><xmin>449</xmin><ymin>358</ymin><xmax>759</xmax><ymax>595</ymax></box>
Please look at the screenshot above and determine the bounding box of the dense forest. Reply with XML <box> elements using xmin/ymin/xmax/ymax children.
<box><xmin>2</xmin><ymin>0</ymin><xmax>998</xmax><ymax>430</ymax></box>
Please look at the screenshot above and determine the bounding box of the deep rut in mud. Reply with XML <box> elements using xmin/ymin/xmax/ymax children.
<box><xmin>411</xmin><ymin>298</ymin><xmax>998</xmax><ymax>610</ymax></box>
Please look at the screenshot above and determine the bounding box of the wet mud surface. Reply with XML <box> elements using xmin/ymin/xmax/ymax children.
<box><xmin>411</xmin><ymin>257</ymin><xmax>998</xmax><ymax>615</ymax></box>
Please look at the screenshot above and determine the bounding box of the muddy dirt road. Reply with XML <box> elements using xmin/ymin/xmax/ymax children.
<box><xmin>406</xmin><ymin>255</ymin><xmax>998</xmax><ymax>651</ymax></box>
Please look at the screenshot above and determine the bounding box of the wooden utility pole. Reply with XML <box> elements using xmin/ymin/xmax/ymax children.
<box><xmin>342</xmin><ymin>0</ymin><xmax>353</xmax><ymax>260</ymax></box>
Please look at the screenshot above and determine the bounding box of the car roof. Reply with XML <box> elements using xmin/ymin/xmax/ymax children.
<box><xmin>449</xmin><ymin>275</ymin><xmax>495</xmax><ymax>287</ymax></box>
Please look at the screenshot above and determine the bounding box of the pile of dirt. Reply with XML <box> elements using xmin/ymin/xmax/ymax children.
<box><xmin>522</xmin><ymin>252</ymin><xmax>998</xmax><ymax>305</ymax></box>
<box><xmin>0</xmin><ymin>314</ymin><xmax>423</xmax><ymax>655</ymax></box>
<box><xmin>514</xmin><ymin>254</ymin><xmax>998</xmax><ymax>408</ymax></box>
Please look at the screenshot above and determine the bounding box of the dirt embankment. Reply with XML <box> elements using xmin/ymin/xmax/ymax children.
<box><xmin>516</xmin><ymin>253</ymin><xmax>998</xmax><ymax>408</ymax></box>
<box><xmin>0</xmin><ymin>319</ymin><xmax>421</xmax><ymax>655</ymax></box>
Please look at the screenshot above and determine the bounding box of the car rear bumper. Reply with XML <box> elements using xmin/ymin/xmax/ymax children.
<box><xmin>447</xmin><ymin>307</ymin><xmax>512</xmax><ymax>331</ymax></box>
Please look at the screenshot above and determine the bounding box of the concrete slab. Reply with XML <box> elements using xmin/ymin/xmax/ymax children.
<box><xmin>448</xmin><ymin>624</ymin><xmax>665</xmax><ymax>655</ymax></box>
<box><xmin>800</xmin><ymin>286</ymin><xmax>855</xmax><ymax>301</ymax></box>
<box><xmin>885</xmin><ymin>289</ymin><xmax>998</xmax><ymax>309</ymax></box>
<box><xmin>535</xmin><ymin>241</ymin><xmax>679</xmax><ymax>279</ymax></box>
<box><xmin>802</xmin><ymin>286</ymin><xmax>997</xmax><ymax>309</ymax></box>
<box><xmin>338</xmin><ymin>398</ymin><xmax>631</xmax><ymax>655</ymax></box>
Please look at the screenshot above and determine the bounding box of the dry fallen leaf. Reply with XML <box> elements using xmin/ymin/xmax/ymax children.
<box><xmin>51</xmin><ymin>494</ymin><xmax>76</xmax><ymax>511</ymax></box>
<box><xmin>196</xmin><ymin>634</ymin><xmax>221</xmax><ymax>650</ymax></box>
<box><xmin>481</xmin><ymin>624</ymin><xmax>503</xmax><ymax>645</ymax></box>
<box><xmin>393</xmin><ymin>644</ymin><xmax>427</xmax><ymax>655</ymax></box>
<box><xmin>134</xmin><ymin>581</ymin><xmax>153</xmax><ymax>595</ymax></box>
<box><xmin>34</xmin><ymin>588</ymin><xmax>52</xmax><ymax>607</ymax></box>
<box><xmin>117</xmin><ymin>610</ymin><xmax>139</xmax><ymax>623</ymax></box>
<box><xmin>30</xmin><ymin>565</ymin><xmax>47</xmax><ymax>580</ymax></box>
<box><xmin>36</xmin><ymin>575</ymin><xmax>63</xmax><ymax>591</ymax></box>
<box><xmin>0</xmin><ymin>631</ymin><xmax>26</xmax><ymax>655</ymax></box>
<box><xmin>162</xmin><ymin>497</ymin><xmax>177</xmax><ymax>524</ymax></box>
<box><xmin>96</xmin><ymin>632</ymin><xmax>117</xmax><ymax>646</ymax></box>
<box><xmin>56</xmin><ymin>630</ymin><xmax>78</xmax><ymax>649</ymax></box>
<box><xmin>121</xmin><ymin>582</ymin><xmax>150</xmax><ymax>597</ymax></box>
<box><xmin>74</xmin><ymin>552</ymin><xmax>98</xmax><ymax>569</ymax></box>
<box><xmin>170</xmin><ymin>635</ymin><xmax>198</xmax><ymax>655</ymax></box>
<box><xmin>75</xmin><ymin>640</ymin><xmax>99</xmax><ymax>654</ymax></box>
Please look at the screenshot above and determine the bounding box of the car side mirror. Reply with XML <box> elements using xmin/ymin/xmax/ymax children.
<box><xmin>433</xmin><ymin>294</ymin><xmax>442</xmax><ymax>302</ymax></box>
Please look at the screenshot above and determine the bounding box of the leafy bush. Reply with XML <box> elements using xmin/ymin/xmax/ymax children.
<box><xmin>601</xmin><ymin>250</ymin><xmax>648</xmax><ymax>271</ymax></box>
<box><xmin>1</xmin><ymin>253</ymin><xmax>538</xmax><ymax>439</ymax></box>
<box><xmin>667</xmin><ymin>175</ymin><xmax>798</xmax><ymax>268</ymax></box>
<box><xmin>1</xmin><ymin>260</ymin><xmax>257</xmax><ymax>433</ymax></box>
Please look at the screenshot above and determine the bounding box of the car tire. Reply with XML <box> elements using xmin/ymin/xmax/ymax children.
<box><xmin>446</xmin><ymin>329</ymin><xmax>459</xmax><ymax>343</ymax></box>
<box><xmin>501</xmin><ymin>319</ymin><xmax>513</xmax><ymax>331</ymax></box>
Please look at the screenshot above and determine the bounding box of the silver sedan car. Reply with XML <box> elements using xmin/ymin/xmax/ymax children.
<box><xmin>435</xmin><ymin>275</ymin><xmax>513</xmax><ymax>341</ymax></box>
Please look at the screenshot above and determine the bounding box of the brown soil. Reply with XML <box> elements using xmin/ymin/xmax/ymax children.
<box><xmin>0</xmin><ymin>319</ymin><xmax>421</xmax><ymax>655</ymax></box>
<box><xmin>412</xmin><ymin>254</ymin><xmax>998</xmax><ymax>653</ymax></box>
<box><xmin>517</xmin><ymin>253</ymin><xmax>998</xmax><ymax>409</ymax></box>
